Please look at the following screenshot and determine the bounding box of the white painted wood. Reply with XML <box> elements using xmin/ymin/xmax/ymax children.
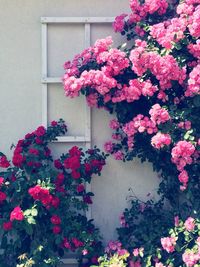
<box><xmin>41</xmin><ymin>17</ymin><xmax>115</xmax><ymax>23</ymax></box>
<box><xmin>41</xmin><ymin>23</ymin><xmax>48</xmax><ymax>127</ymax></box>
<box><xmin>84</xmin><ymin>23</ymin><xmax>92</xmax><ymax>146</ymax></box>
<box><xmin>42</xmin><ymin>77</ymin><xmax>62</xmax><ymax>84</ymax></box>
<box><xmin>84</xmin><ymin>23</ymin><xmax>91</xmax><ymax>48</ymax></box>
<box><xmin>84</xmin><ymin>23</ymin><xmax>92</xmax><ymax>220</ymax></box>
<box><xmin>52</xmin><ymin>136</ymin><xmax>90</xmax><ymax>143</ymax></box>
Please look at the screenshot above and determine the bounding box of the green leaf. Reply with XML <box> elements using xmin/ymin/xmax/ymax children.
<box><xmin>1</xmin><ymin>236</ymin><xmax>7</xmax><ymax>248</ymax></box>
<box><xmin>24</xmin><ymin>223</ymin><xmax>33</xmax><ymax>235</ymax></box>
<box><xmin>24</xmin><ymin>209</ymin><xmax>32</xmax><ymax>216</ymax></box>
<box><xmin>193</xmin><ymin>95</ymin><xmax>200</xmax><ymax>107</ymax></box>
<box><xmin>27</xmin><ymin>217</ymin><xmax>36</xmax><ymax>225</ymax></box>
<box><xmin>31</xmin><ymin>208</ymin><xmax>38</xmax><ymax>217</ymax></box>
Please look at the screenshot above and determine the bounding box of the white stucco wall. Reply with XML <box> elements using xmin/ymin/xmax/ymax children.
<box><xmin>0</xmin><ymin>0</ymin><xmax>159</xmax><ymax>243</ymax></box>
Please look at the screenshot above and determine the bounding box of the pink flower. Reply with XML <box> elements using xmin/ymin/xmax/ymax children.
<box><xmin>35</xmin><ymin>126</ymin><xmax>46</xmax><ymax>137</ymax></box>
<box><xmin>113</xmin><ymin>151</ymin><xmax>124</xmax><ymax>160</ymax></box>
<box><xmin>145</xmin><ymin>0</ymin><xmax>168</xmax><ymax>15</ymax></box>
<box><xmin>174</xmin><ymin>216</ymin><xmax>179</xmax><ymax>227</ymax></box>
<box><xmin>178</xmin><ymin>170</ymin><xmax>189</xmax><ymax>186</ymax></box>
<box><xmin>10</xmin><ymin>206</ymin><xmax>24</xmax><ymax>221</ymax></box>
<box><xmin>151</xmin><ymin>132</ymin><xmax>171</xmax><ymax>149</ymax></box>
<box><xmin>29</xmin><ymin>148</ymin><xmax>39</xmax><ymax>155</ymax></box>
<box><xmin>161</xmin><ymin>236</ymin><xmax>176</xmax><ymax>253</ymax></box>
<box><xmin>0</xmin><ymin>177</ymin><xmax>4</xmax><ymax>186</ymax></box>
<box><xmin>53</xmin><ymin>225</ymin><xmax>61</xmax><ymax>234</ymax></box>
<box><xmin>63</xmin><ymin>238</ymin><xmax>71</xmax><ymax>250</ymax></box>
<box><xmin>104</xmin><ymin>141</ymin><xmax>114</xmax><ymax>153</ymax></box>
<box><xmin>3</xmin><ymin>221</ymin><xmax>12</xmax><ymax>231</ymax></box>
<box><xmin>186</xmin><ymin>64</ymin><xmax>200</xmax><ymax>96</ymax></box>
<box><xmin>129</xmin><ymin>260</ymin><xmax>141</xmax><ymax>267</ymax></box>
<box><xmin>72</xmin><ymin>238</ymin><xmax>84</xmax><ymax>248</ymax></box>
<box><xmin>0</xmin><ymin>191</ymin><xmax>7</xmax><ymax>203</ymax></box>
<box><xmin>118</xmin><ymin>249</ymin><xmax>129</xmax><ymax>256</ymax></box>
<box><xmin>184</xmin><ymin>217</ymin><xmax>195</xmax><ymax>232</ymax></box>
<box><xmin>83</xmin><ymin>195</ymin><xmax>93</xmax><ymax>204</ymax></box>
<box><xmin>93</xmin><ymin>36</ymin><xmax>113</xmax><ymax>56</ymax></box>
<box><xmin>51</xmin><ymin>120</ymin><xmax>58</xmax><ymax>126</ymax></box>
<box><xmin>82</xmin><ymin>249</ymin><xmax>88</xmax><ymax>255</ymax></box>
<box><xmin>109</xmin><ymin>119</ymin><xmax>120</xmax><ymax>130</ymax></box>
<box><xmin>51</xmin><ymin>196</ymin><xmax>60</xmax><ymax>208</ymax></box>
<box><xmin>171</xmin><ymin>141</ymin><xmax>195</xmax><ymax>171</ymax></box>
<box><xmin>0</xmin><ymin>156</ymin><xmax>10</xmax><ymax>168</ymax></box>
<box><xmin>150</xmin><ymin>18</ymin><xmax>187</xmax><ymax>49</ymax></box>
<box><xmin>113</xmin><ymin>14</ymin><xmax>128</xmax><ymax>32</ymax></box>
<box><xmin>178</xmin><ymin>121</ymin><xmax>192</xmax><ymax>130</ymax></box>
<box><xmin>149</xmin><ymin>104</ymin><xmax>170</xmax><ymax>125</ymax></box>
<box><xmin>51</xmin><ymin>215</ymin><xmax>61</xmax><ymax>225</ymax></box>
<box><xmin>120</xmin><ymin>213</ymin><xmax>127</xmax><ymax>227</ymax></box>
<box><xmin>76</xmin><ymin>184</ymin><xmax>85</xmax><ymax>193</ymax></box>
<box><xmin>188</xmin><ymin>5</ymin><xmax>200</xmax><ymax>38</ymax></box>
<box><xmin>86</xmin><ymin>93</ymin><xmax>98</xmax><ymax>107</ymax></box>
<box><xmin>155</xmin><ymin>263</ymin><xmax>165</xmax><ymax>267</ymax></box>
<box><xmin>133</xmin><ymin>248</ymin><xmax>139</xmax><ymax>257</ymax></box>
<box><xmin>105</xmin><ymin>241</ymin><xmax>122</xmax><ymax>253</ymax></box>
<box><xmin>182</xmin><ymin>251</ymin><xmax>200</xmax><ymax>267</ymax></box>
<box><xmin>54</xmin><ymin>159</ymin><xmax>63</xmax><ymax>169</ymax></box>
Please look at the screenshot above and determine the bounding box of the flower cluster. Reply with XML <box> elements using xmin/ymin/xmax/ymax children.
<box><xmin>63</xmin><ymin>0</ymin><xmax>200</xmax><ymax>191</ymax></box>
<box><xmin>94</xmin><ymin>217</ymin><xmax>200</xmax><ymax>267</ymax></box>
<box><xmin>186</xmin><ymin>64</ymin><xmax>200</xmax><ymax>97</ymax></box>
<box><xmin>62</xmin><ymin>2</ymin><xmax>200</xmax><ymax>267</ymax></box>
<box><xmin>149</xmin><ymin>104</ymin><xmax>171</xmax><ymax>125</ymax></box>
<box><xmin>0</xmin><ymin>120</ymin><xmax>106</xmax><ymax>266</ymax></box>
<box><xmin>160</xmin><ymin>236</ymin><xmax>176</xmax><ymax>253</ymax></box>
<box><xmin>150</xmin><ymin>18</ymin><xmax>187</xmax><ymax>49</ymax></box>
<box><xmin>151</xmin><ymin>132</ymin><xmax>172</xmax><ymax>149</ymax></box>
<box><xmin>171</xmin><ymin>140</ymin><xmax>195</xmax><ymax>187</ymax></box>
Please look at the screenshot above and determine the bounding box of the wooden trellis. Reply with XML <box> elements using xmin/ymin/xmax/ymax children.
<box><xmin>41</xmin><ymin>17</ymin><xmax>114</xmax><ymax>265</ymax></box>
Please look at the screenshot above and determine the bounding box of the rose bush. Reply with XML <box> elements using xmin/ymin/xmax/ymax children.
<box><xmin>93</xmin><ymin>217</ymin><xmax>200</xmax><ymax>267</ymax></box>
<box><xmin>62</xmin><ymin>0</ymin><xmax>200</xmax><ymax>266</ymax></box>
<box><xmin>0</xmin><ymin>119</ymin><xmax>107</xmax><ymax>267</ymax></box>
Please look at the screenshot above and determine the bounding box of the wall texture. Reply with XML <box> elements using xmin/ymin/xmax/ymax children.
<box><xmin>0</xmin><ymin>0</ymin><xmax>159</xmax><ymax>243</ymax></box>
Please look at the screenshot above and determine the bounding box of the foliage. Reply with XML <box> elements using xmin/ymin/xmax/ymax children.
<box><xmin>0</xmin><ymin>120</ymin><xmax>107</xmax><ymax>267</ymax></box>
<box><xmin>92</xmin><ymin>218</ymin><xmax>200</xmax><ymax>267</ymax></box>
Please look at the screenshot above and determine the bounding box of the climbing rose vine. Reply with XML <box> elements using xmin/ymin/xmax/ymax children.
<box><xmin>0</xmin><ymin>120</ymin><xmax>106</xmax><ymax>267</ymax></box>
<box><xmin>62</xmin><ymin>0</ymin><xmax>200</xmax><ymax>192</ymax></box>
<box><xmin>62</xmin><ymin>0</ymin><xmax>200</xmax><ymax>266</ymax></box>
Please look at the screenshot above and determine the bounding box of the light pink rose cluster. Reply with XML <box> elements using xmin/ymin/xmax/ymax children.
<box><xmin>171</xmin><ymin>141</ymin><xmax>195</xmax><ymax>188</ymax></box>
<box><xmin>122</xmin><ymin>114</ymin><xmax>158</xmax><ymax>150</ymax></box>
<box><xmin>186</xmin><ymin>64</ymin><xmax>200</xmax><ymax>97</ymax></box>
<box><xmin>123</xmin><ymin>113</ymin><xmax>157</xmax><ymax>137</ymax></box>
<box><xmin>150</xmin><ymin>18</ymin><xmax>187</xmax><ymax>49</ymax></box>
<box><xmin>149</xmin><ymin>104</ymin><xmax>171</xmax><ymax>125</ymax></box>
<box><xmin>113</xmin><ymin>13</ymin><xmax>128</xmax><ymax>33</ymax></box>
<box><xmin>151</xmin><ymin>132</ymin><xmax>172</xmax><ymax>149</ymax></box>
<box><xmin>188</xmin><ymin>5</ymin><xmax>200</xmax><ymax>38</ymax></box>
<box><xmin>96</xmin><ymin>48</ymin><xmax>130</xmax><ymax>76</ymax></box>
<box><xmin>188</xmin><ymin>40</ymin><xmax>200</xmax><ymax>59</ymax></box>
<box><xmin>171</xmin><ymin>141</ymin><xmax>195</xmax><ymax>170</ymax></box>
<box><xmin>122</xmin><ymin>79</ymin><xmax>158</xmax><ymax>103</ymax></box>
<box><xmin>161</xmin><ymin>236</ymin><xmax>176</xmax><ymax>253</ymax></box>
<box><xmin>177</xmin><ymin>121</ymin><xmax>192</xmax><ymax>130</ymax></box>
<box><xmin>129</xmin><ymin>0</ymin><xmax>168</xmax><ymax>24</ymax></box>
<box><xmin>182</xmin><ymin>251</ymin><xmax>200</xmax><ymax>267</ymax></box>
<box><xmin>130</xmin><ymin>45</ymin><xmax>186</xmax><ymax>95</ymax></box>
